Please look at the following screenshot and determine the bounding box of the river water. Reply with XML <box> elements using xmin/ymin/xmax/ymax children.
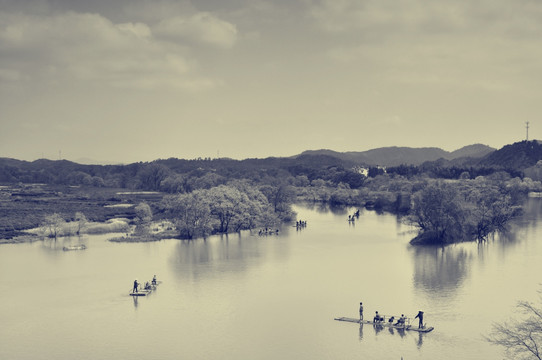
<box><xmin>2</xmin><ymin>200</ymin><xmax>542</xmax><ymax>360</ymax></box>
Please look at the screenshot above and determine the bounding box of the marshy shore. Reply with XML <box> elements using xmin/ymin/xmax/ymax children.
<box><xmin>0</xmin><ymin>184</ymin><xmax>164</xmax><ymax>244</ymax></box>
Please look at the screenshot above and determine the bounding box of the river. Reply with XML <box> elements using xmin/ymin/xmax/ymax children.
<box><xmin>2</xmin><ymin>200</ymin><xmax>542</xmax><ymax>360</ymax></box>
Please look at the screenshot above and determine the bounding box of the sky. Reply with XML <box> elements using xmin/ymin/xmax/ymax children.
<box><xmin>1</xmin><ymin>0</ymin><xmax>541</xmax><ymax>164</ymax></box>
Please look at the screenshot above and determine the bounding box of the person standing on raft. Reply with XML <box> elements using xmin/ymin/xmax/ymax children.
<box><xmin>133</xmin><ymin>279</ymin><xmax>139</xmax><ymax>293</ymax></box>
<box><xmin>414</xmin><ymin>311</ymin><xmax>424</xmax><ymax>328</ymax></box>
<box><xmin>359</xmin><ymin>302</ymin><xmax>364</xmax><ymax>321</ymax></box>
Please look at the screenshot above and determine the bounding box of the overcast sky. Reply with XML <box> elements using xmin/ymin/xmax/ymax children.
<box><xmin>1</xmin><ymin>0</ymin><xmax>541</xmax><ymax>163</ymax></box>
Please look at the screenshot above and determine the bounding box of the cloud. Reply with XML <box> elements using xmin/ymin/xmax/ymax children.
<box><xmin>381</xmin><ymin>115</ymin><xmax>403</xmax><ymax>126</ymax></box>
<box><xmin>306</xmin><ymin>0</ymin><xmax>542</xmax><ymax>38</ymax></box>
<box><xmin>154</xmin><ymin>12</ymin><xmax>238</xmax><ymax>48</ymax></box>
<box><xmin>310</xmin><ymin>0</ymin><xmax>542</xmax><ymax>93</ymax></box>
<box><xmin>0</xmin><ymin>68</ymin><xmax>21</xmax><ymax>81</ymax></box>
<box><xmin>0</xmin><ymin>10</ymin><xmax>232</xmax><ymax>90</ymax></box>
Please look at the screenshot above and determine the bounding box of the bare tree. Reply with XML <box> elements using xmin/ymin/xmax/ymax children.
<box><xmin>42</xmin><ymin>213</ymin><xmax>65</xmax><ymax>239</ymax></box>
<box><xmin>486</xmin><ymin>299</ymin><xmax>542</xmax><ymax>360</ymax></box>
<box><xmin>74</xmin><ymin>211</ymin><xmax>87</xmax><ymax>235</ymax></box>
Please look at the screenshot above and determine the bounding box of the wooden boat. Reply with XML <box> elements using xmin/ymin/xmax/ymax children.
<box><xmin>62</xmin><ymin>244</ymin><xmax>86</xmax><ymax>251</ymax></box>
<box><xmin>334</xmin><ymin>317</ymin><xmax>434</xmax><ymax>333</ymax></box>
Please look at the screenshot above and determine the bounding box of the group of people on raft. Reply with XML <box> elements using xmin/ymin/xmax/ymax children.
<box><xmin>295</xmin><ymin>220</ymin><xmax>307</xmax><ymax>228</ymax></box>
<box><xmin>132</xmin><ymin>275</ymin><xmax>158</xmax><ymax>293</ymax></box>
<box><xmin>348</xmin><ymin>209</ymin><xmax>360</xmax><ymax>222</ymax></box>
<box><xmin>258</xmin><ymin>228</ymin><xmax>279</xmax><ymax>236</ymax></box>
<box><xmin>359</xmin><ymin>302</ymin><xmax>425</xmax><ymax>329</ymax></box>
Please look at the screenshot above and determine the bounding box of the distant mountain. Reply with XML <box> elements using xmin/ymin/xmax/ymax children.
<box><xmin>298</xmin><ymin>144</ymin><xmax>495</xmax><ymax>167</ymax></box>
<box><xmin>155</xmin><ymin>154</ymin><xmax>351</xmax><ymax>174</ymax></box>
<box><xmin>73</xmin><ymin>157</ymin><xmax>124</xmax><ymax>165</ymax></box>
<box><xmin>448</xmin><ymin>144</ymin><xmax>495</xmax><ymax>159</ymax></box>
<box><xmin>357</xmin><ymin>147</ymin><xmax>448</xmax><ymax>166</ymax></box>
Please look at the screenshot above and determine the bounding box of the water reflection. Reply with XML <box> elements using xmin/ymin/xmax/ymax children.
<box><xmin>374</xmin><ymin>324</ymin><xmax>384</xmax><ymax>336</ymax></box>
<box><xmin>300</xmin><ymin>201</ymin><xmax>361</xmax><ymax>216</ymax></box>
<box><xmin>40</xmin><ymin>239</ymin><xmax>64</xmax><ymax>253</ymax></box>
<box><xmin>170</xmin><ymin>232</ymin><xmax>290</xmax><ymax>280</ymax></box>
<box><xmin>39</xmin><ymin>236</ymin><xmax>88</xmax><ymax>255</ymax></box>
<box><xmin>409</xmin><ymin>198</ymin><xmax>540</xmax><ymax>299</ymax></box>
<box><xmin>416</xmin><ymin>332</ymin><xmax>423</xmax><ymax>349</ymax></box>
<box><xmin>299</xmin><ymin>201</ymin><xmax>332</xmax><ymax>214</ymax></box>
<box><xmin>522</xmin><ymin>197</ymin><xmax>542</xmax><ymax>222</ymax></box>
<box><xmin>398</xmin><ymin>328</ymin><xmax>406</xmax><ymax>339</ymax></box>
<box><xmin>358</xmin><ymin>323</ymin><xmax>410</xmax><ymax>342</ymax></box>
<box><xmin>410</xmin><ymin>246</ymin><xmax>472</xmax><ymax>297</ymax></box>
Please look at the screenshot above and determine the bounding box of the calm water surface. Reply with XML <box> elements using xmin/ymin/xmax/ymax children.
<box><xmin>2</xmin><ymin>200</ymin><xmax>542</xmax><ymax>360</ymax></box>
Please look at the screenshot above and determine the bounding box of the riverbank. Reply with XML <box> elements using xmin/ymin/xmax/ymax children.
<box><xmin>109</xmin><ymin>232</ymin><xmax>177</xmax><ymax>243</ymax></box>
<box><xmin>0</xmin><ymin>183</ymin><xmax>164</xmax><ymax>241</ymax></box>
<box><xmin>0</xmin><ymin>234</ymin><xmax>40</xmax><ymax>244</ymax></box>
<box><xmin>0</xmin><ymin>183</ymin><xmax>295</xmax><ymax>244</ymax></box>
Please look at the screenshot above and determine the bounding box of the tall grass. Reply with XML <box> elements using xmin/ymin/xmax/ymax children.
<box><xmin>34</xmin><ymin>218</ymin><xmax>131</xmax><ymax>238</ymax></box>
<box><xmin>85</xmin><ymin>219</ymin><xmax>131</xmax><ymax>234</ymax></box>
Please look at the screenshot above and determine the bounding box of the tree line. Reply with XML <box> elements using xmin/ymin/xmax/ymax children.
<box><xmin>161</xmin><ymin>181</ymin><xmax>294</xmax><ymax>239</ymax></box>
<box><xmin>0</xmin><ymin>155</ymin><xmax>525</xmax><ymax>192</ymax></box>
<box><xmin>3</xmin><ymin>153</ymin><xmax>542</xmax><ymax>243</ymax></box>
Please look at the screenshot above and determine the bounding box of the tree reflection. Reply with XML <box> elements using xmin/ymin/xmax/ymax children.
<box><xmin>170</xmin><ymin>232</ymin><xmax>291</xmax><ymax>280</ymax></box>
<box><xmin>300</xmin><ymin>201</ymin><xmax>330</xmax><ymax>214</ymax></box>
<box><xmin>172</xmin><ymin>236</ymin><xmax>250</xmax><ymax>269</ymax></box>
<box><xmin>522</xmin><ymin>197</ymin><xmax>542</xmax><ymax>222</ymax></box>
<box><xmin>409</xmin><ymin>198</ymin><xmax>541</xmax><ymax>297</ymax></box>
<box><xmin>410</xmin><ymin>245</ymin><xmax>472</xmax><ymax>296</ymax></box>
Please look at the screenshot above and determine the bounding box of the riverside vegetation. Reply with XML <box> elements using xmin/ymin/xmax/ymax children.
<box><xmin>2</xmin><ymin>140</ymin><xmax>542</xmax><ymax>244</ymax></box>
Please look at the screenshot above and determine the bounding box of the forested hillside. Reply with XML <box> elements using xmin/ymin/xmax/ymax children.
<box><xmin>479</xmin><ymin>140</ymin><xmax>542</xmax><ymax>170</ymax></box>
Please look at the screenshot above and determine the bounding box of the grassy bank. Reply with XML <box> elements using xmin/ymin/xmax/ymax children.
<box><xmin>0</xmin><ymin>184</ymin><xmax>164</xmax><ymax>241</ymax></box>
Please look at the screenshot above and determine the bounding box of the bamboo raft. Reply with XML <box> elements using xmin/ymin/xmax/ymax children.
<box><xmin>129</xmin><ymin>280</ymin><xmax>162</xmax><ymax>296</ymax></box>
<box><xmin>334</xmin><ymin>317</ymin><xmax>434</xmax><ymax>333</ymax></box>
<box><xmin>129</xmin><ymin>289</ymin><xmax>152</xmax><ymax>297</ymax></box>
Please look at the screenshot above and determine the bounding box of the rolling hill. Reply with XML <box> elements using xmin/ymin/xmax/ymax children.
<box><xmin>297</xmin><ymin>144</ymin><xmax>495</xmax><ymax>167</ymax></box>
